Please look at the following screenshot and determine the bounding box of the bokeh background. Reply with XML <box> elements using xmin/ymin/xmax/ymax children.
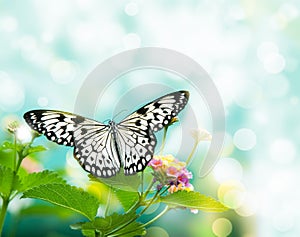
<box><xmin>0</xmin><ymin>1</ymin><xmax>299</xmax><ymax>237</ymax></box>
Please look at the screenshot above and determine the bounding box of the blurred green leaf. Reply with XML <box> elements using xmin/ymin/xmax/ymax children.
<box><xmin>0</xmin><ymin>165</ymin><xmax>15</xmax><ymax>197</ymax></box>
<box><xmin>89</xmin><ymin>170</ymin><xmax>140</xmax><ymax>192</ymax></box>
<box><xmin>0</xmin><ymin>165</ymin><xmax>21</xmax><ymax>198</ymax></box>
<box><xmin>115</xmin><ymin>189</ymin><xmax>139</xmax><ymax>212</ymax></box>
<box><xmin>22</xmin><ymin>145</ymin><xmax>47</xmax><ymax>157</ymax></box>
<box><xmin>20</xmin><ymin>204</ymin><xmax>76</xmax><ymax>219</ymax></box>
<box><xmin>0</xmin><ymin>150</ymin><xmax>14</xmax><ymax>169</ymax></box>
<box><xmin>22</xmin><ymin>183</ymin><xmax>100</xmax><ymax>220</ymax></box>
<box><xmin>0</xmin><ymin>141</ymin><xmax>22</xmax><ymax>152</ymax></box>
<box><xmin>72</xmin><ymin>212</ymin><xmax>145</xmax><ymax>237</ymax></box>
<box><xmin>18</xmin><ymin>170</ymin><xmax>66</xmax><ymax>192</ymax></box>
<box><xmin>159</xmin><ymin>191</ymin><xmax>229</xmax><ymax>212</ymax></box>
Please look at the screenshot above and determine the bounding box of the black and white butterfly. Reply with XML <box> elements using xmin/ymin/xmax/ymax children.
<box><xmin>23</xmin><ymin>90</ymin><xmax>189</xmax><ymax>178</ymax></box>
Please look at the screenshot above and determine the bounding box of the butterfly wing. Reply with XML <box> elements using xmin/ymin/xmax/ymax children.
<box><xmin>117</xmin><ymin>90</ymin><xmax>189</xmax><ymax>174</ymax></box>
<box><xmin>23</xmin><ymin>110</ymin><xmax>120</xmax><ymax>177</ymax></box>
<box><xmin>115</xmin><ymin>124</ymin><xmax>156</xmax><ymax>175</ymax></box>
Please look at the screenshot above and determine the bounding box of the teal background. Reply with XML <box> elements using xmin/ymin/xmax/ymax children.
<box><xmin>1</xmin><ymin>1</ymin><xmax>299</xmax><ymax>236</ymax></box>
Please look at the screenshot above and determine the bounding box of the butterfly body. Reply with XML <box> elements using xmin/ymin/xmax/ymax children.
<box><xmin>24</xmin><ymin>90</ymin><xmax>189</xmax><ymax>178</ymax></box>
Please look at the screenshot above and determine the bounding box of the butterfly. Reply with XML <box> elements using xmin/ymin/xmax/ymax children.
<box><xmin>23</xmin><ymin>90</ymin><xmax>189</xmax><ymax>178</ymax></box>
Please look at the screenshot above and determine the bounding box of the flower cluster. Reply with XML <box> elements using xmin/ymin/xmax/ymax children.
<box><xmin>148</xmin><ymin>154</ymin><xmax>193</xmax><ymax>193</ymax></box>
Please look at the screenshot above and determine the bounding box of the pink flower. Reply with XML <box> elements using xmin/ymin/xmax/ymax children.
<box><xmin>148</xmin><ymin>158</ymin><xmax>163</xmax><ymax>170</ymax></box>
<box><xmin>166</xmin><ymin>166</ymin><xmax>179</xmax><ymax>177</ymax></box>
<box><xmin>149</xmin><ymin>154</ymin><xmax>194</xmax><ymax>194</ymax></box>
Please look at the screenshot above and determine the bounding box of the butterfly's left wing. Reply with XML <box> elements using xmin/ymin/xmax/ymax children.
<box><xmin>117</xmin><ymin>90</ymin><xmax>189</xmax><ymax>175</ymax></box>
<box><xmin>23</xmin><ymin>110</ymin><xmax>121</xmax><ymax>177</ymax></box>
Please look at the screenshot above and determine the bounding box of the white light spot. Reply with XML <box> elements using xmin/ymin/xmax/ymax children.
<box><xmin>269</xmin><ymin>139</ymin><xmax>295</xmax><ymax>164</ymax></box>
<box><xmin>234</xmin><ymin>80</ymin><xmax>262</xmax><ymax>109</ymax></box>
<box><xmin>125</xmin><ymin>2</ymin><xmax>138</xmax><ymax>16</ymax></box>
<box><xmin>145</xmin><ymin>227</ymin><xmax>169</xmax><ymax>237</ymax></box>
<box><xmin>50</xmin><ymin>60</ymin><xmax>77</xmax><ymax>84</ymax></box>
<box><xmin>0</xmin><ymin>72</ymin><xmax>25</xmax><ymax>112</ymax></box>
<box><xmin>257</xmin><ymin>41</ymin><xmax>279</xmax><ymax>62</ymax></box>
<box><xmin>212</xmin><ymin>218</ymin><xmax>232</xmax><ymax>237</ymax></box>
<box><xmin>233</xmin><ymin>128</ymin><xmax>256</xmax><ymax>151</ymax></box>
<box><xmin>235</xmin><ymin>192</ymin><xmax>258</xmax><ymax>217</ymax></box>
<box><xmin>37</xmin><ymin>97</ymin><xmax>49</xmax><ymax>107</ymax></box>
<box><xmin>213</xmin><ymin>158</ymin><xmax>243</xmax><ymax>183</ymax></box>
<box><xmin>123</xmin><ymin>33</ymin><xmax>141</xmax><ymax>49</ymax></box>
<box><xmin>0</xmin><ymin>16</ymin><xmax>18</xmax><ymax>32</ymax></box>
<box><xmin>263</xmin><ymin>52</ymin><xmax>286</xmax><ymax>74</ymax></box>
<box><xmin>16</xmin><ymin>125</ymin><xmax>32</xmax><ymax>143</ymax></box>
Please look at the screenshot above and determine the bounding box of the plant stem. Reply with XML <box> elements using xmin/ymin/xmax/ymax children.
<box><xmin>107</xmin><ymin>189</ymin><xmax>160</xmax><ymax>236</ymax></box>
<box><xmin>141</xmin><ymin>205</ymin><xmax>169</xmax><ymax>227</ymax></box>
<box><xmin>185</xmin><ymin>140</ymin><xmax>199</xmax><ymax>166</ymax></box>
<box><xmin>0</xmin><ymin>198</ymin><xmax>9</xmax><ymax>234</ymax></box>
<box><xmin>104</xmin><ymin>187</ymin><xmax>112</xmax><ymax>217</ymax></box>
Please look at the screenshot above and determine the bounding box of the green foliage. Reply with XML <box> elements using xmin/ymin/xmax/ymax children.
<box><xmin>71</xmin><ymin>212</ymin><xmax>146</xmax><ymax>237</ymax></box>
<box><xmin>114</xmin><ymin>189</ymin><xmax>139</xmax><ymax>212</ymax></box>
<box><xmin>0</xmin><ymin>165</ymin><xmax>20</xmax><ymax>198</ymax></box>
<box><xmin>90</xmin><ymin>170</ymin><xmax>140</xmax><ymax>192</ymax></box>
<box><xmin>22</xmin><ymin>183</ymin><xmax>100</xmax><ymax>220</ymax></box>
<box><xmin>159</xmin><ymin>190</ymin><xmax>228</xmax><ymax>212</ymax></box>
<box><xmin>18</xmin><ymin>170</ymin><xmax>66</xmax><ymax>192</ymax></box>
<box><xmin>0</xmin><ymin>120</ymin><xmax>229</xmax><ymax>237</ymax></box>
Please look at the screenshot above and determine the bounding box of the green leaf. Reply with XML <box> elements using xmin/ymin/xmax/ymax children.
<box><xmin>115</xmin><ymin>189</ymin><xmax>139</xmax><ymax>212</ymax></box>
<box><xmin>73</xmin><ymin>212</ymin><xmax>145</xmax><ymax>237</ymax></box>
<box><xmin>0</xmin><ymin>165</ymin><xmax>20</xmax><ymax>197</ymax></box>
<box><xmin>89</xmin><ymin>169</ymin><xmax>140</xmax><ymax>192</ymax></box>
<box><xmin>19</xmin><ymin>170</ymin><xmax>66</xmax><ymax>192</ymax></box>
<box><xmin>0</xmin><ymin>150</ymin><xmax>14</xmax><ymax>169</ymax></box>
<box><xmin>22</xmin><ymin>183</ymin><xmax>100</xmax><ymax>220</ymax></box>
<box><xmin>0</xmin><ymin>141</ymin><xmax>23</xmax><ymax>152</ymax></box>
<box><xmin>22</xmin><ymin>145</ymin><xmax>47</xmax><ymax>157</ymax></box>
<box><xmin>20</xmin><ymin>204</ymin><xmax>76</xmax><ymax>219</ymax></box>
<box><xmin>159</xmin><ymin>191</ymin><xmax>229</xmax><ymax>212</ymax></box>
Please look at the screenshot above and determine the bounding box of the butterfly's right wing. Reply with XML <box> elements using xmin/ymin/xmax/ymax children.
<box><xmin>24</xmin><ymin>110</ymin><xmax>120</xmax><ymax>177</ymax></box>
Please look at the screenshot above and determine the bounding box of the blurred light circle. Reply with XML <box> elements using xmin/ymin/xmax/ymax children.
<box><xmin>125</xmin><ymin>2</ymin><xmax>139</xmax><ymax>16</ymax></box>
<box><xmin>145</xmin><ymin>227</ymin><xmax>169</xmax><ymax>237</ymax></box>
<box><xmin>264</xmin><ymin>75</ymin><xmax>289</xmax><ymax>98</ymax></box>
<box><xmin>235</xmin><ymin>192</ymin><xmax>257</xmax><ymax>216</ymax></box>
<box><xmin>278</xmin><ymin>3</ymin><xmax>299</xmax><ymax>22</ymax></box>
<box><xmin>263</xmin><ymin>53</ymin><xmax>285</xmax><ymax>74</ymax></box>
<box><xmin>0</xmin><ymin>16</ymin><xmax>18</xmax><ymax>32</ymax></box>
<box><xmin>123</xmin><ymin>33</ymin><xmax>141</xmax><ymax>49</ymax></box>
<box><xmin>221</xmin><ymin>133</ymin><xmax>234</xmax><ymax>156</ymax></box>
<box><xmin>37</xmin><ymin>97</ymin><xmax>49</xmax><ymax>107</ymax></box>
<box><xmin>233</xmin><ymin>128</ymin><xmax>256</xmax><ymax>151</ymax></box>
<box><xmin>213</xmin><ymin>158</ymin><xmax>243</xmax><ymax>183</ymax></box>
<box><xmin>16</xmin><ymin>125</ymin><xmax>33</xmax><ymax>143</ymax></box>
<box><xmin>234</xmin><ymin>80</ymin><xmax>262</xmax><ymax>109</ymax></box>
<box><xmin>257</xmin><ymin>41</ymin><xmax>278</xmax><ymax>62</ymax></box>
<box><xmin>218</xmin><ymin>180</ymin><xmax>245</xmax><ymax>209</ymax></box>
<box><xmin>223</xmin><ymin>189</ymin><xmax>245</xmax><ymax>209</ymax></box>
<box><xmin>0</xmin><ymin>71</ymin><xmax>25</xmax><ymax>112</ymax></box>
<box><xmin>50</xmin><ymin>60</ymin><xmax>77</xmax><ymax>84</ymax></box>
<box><xmin>269</xmin><ymin>139</ymin><xmax>295</xmax><ymax>164</ymax></box>
<box><xmin>212</xmin><ymin>218</ymin><xmax>232</xmax><ymax>237</ymax></box>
